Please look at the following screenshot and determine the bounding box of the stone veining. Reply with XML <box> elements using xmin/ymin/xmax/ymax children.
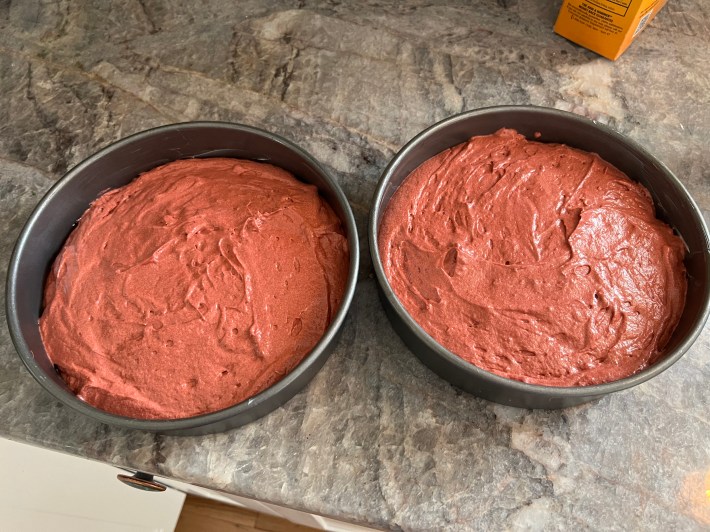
<box><xmin>0</xmin><ymin>2</ymin><xmax>709</xmax><ymax>531</ymax></box>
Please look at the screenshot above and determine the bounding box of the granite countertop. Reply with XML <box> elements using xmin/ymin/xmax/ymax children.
<box><xmin>1</xmin><ymin>2</ymin><xmax>709</xmax><ymax>530</ymax></box>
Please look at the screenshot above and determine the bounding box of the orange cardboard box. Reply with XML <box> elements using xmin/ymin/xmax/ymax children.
<box><xmin>554</xmin><ymin>0</ymin><xmax>668</xmax><ymax>60</ymax></box>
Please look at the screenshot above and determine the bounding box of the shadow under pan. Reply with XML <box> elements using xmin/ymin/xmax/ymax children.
<box><xmin>369</xmin><ymin>105</ymin><xmax>710</xmax><ymax>409</ymax></box>
<box><xmin>6</xmin><ymin>121</ymin><xmax>360</xmax><ymax>435</ymax></box>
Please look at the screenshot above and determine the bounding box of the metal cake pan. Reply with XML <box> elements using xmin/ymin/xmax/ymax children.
<box><xmin>7</xmin><ymin>122</ymin><xmax>359</xmax><ymax>434</ymax></box>
<box><xmin>369</xmin><ymin>106</ymin><xmax>710</xmax><ymax>409</ymax></box>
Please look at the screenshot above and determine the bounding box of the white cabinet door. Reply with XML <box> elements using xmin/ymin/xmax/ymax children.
<box><xmin>0</xmin><ymin>437</ymin><xmax>185</xmax><ymax>532</ymax></box>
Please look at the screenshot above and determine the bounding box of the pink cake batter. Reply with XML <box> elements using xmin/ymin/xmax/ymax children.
<box><xmin>379</xmin><ymin>129</ymin><xmax>686</xmax><ymax>386</ymax></box>
<box><xmin>40</xmin><ymin>158</ymin><xmax>349</xmax><ymax>418</ymax></box>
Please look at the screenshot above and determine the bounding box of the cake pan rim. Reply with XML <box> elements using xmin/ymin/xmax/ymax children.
<box><xmin>6</xmin><ymin>120</ymin><xmax>360</xmax><ymax>433</ymax></box>
<box><xmin>369</xmin><ymin>105</ymin><xmax>710</xmax><ymax>401</ymax></box>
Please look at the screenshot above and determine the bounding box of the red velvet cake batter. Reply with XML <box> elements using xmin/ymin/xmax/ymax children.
<box><xmin>379</xmin><ymin>129</ymin><xmax>686</xmax><ymax>386</ymax></box>
<box><xmin>40</xmin><ymin>158</ymin><xmax>349</xmax><ymax>419</ymax></box>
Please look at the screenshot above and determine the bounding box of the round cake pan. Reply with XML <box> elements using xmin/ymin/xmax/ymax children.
<box><xmin>7</xmin><ymin>122</ymin><xmax>359</xmax><ymax>435</ymax></box>
<box><xmin>369</xmin><ymin>105</ymin><xmax>710</xmax><ymax>409</ymax></box>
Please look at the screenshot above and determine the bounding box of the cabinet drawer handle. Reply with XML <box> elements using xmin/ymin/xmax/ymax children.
<box><xmin>117</xmin><ymin>472</ymin><xmax>167</xmax><ymax>492</ymax></box>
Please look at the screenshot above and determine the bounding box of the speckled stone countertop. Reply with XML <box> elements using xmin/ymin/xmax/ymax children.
<box><xmin>1</xmin><ymin>2</ymin><xmax>709</xmax><ymax>530</ymax></box>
